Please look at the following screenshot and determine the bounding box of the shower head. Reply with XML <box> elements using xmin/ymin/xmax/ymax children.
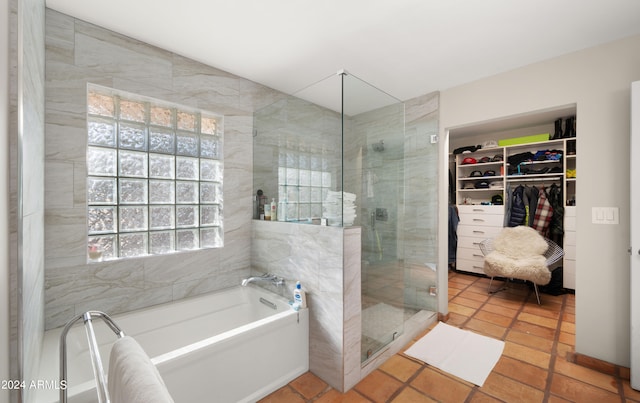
<box><xmin>372</xmin><ymin>140</ymin><xmax>384</xmax><ymax>152</ymax></box>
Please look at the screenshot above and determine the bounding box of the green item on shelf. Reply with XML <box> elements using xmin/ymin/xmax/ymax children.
<box><xmin>498</xmin><ymin>133</ymin><xmax>550</xmax><ymax>146</ymax></box>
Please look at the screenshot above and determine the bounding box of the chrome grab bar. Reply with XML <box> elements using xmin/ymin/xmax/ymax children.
<box><xmin>60</xmin><ymin>311</ymin><xmax>125</xmax><ymax>403</ymax></box>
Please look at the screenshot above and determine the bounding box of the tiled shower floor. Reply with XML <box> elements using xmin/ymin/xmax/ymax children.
<box><xmin>259</xmin><ymin>270</ymin><xmax>640</xmax><ymax>402</ymax></box>
<box><xmin>361</xmin><ymin>260</ymin><xmax>419</xmax><ymax>361</ymax></box>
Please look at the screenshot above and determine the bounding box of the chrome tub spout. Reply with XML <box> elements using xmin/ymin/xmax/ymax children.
<box><xmin>241</xmin><ymin>273</ymin><xmax>285</xmax><ymax>287</ymax></box>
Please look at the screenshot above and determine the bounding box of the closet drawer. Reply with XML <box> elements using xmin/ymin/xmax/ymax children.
<box><xmin>456</xmin><ymin>245</ymin><xmax>485</xmax><ymax>262</ymax></box>
<box><xmin>564</xmin><ymin>244</ymin><xmax>576</xmax><ymax>260</ymax></box>
<box><xmin>564</xmin><ymin>207</ymin><xmax>576</xmax><ymax>231</ymax></box>
<box><xmin>563</xmin><ymin>259</ymin><xmax>576</xmax><ymax>289</ymax></box>
<box><xmin>457</xmin><ymin>224</ymin><xmax>503</xmax><ymax>239</ymax></box>
<box><xmin>457</xmin><ymin>235</ymin><xmax>490</xmax><ymax>250</ymax></box>
<box><xmin>459</xmin><ymin>213</ymin><xmax>504</xmax><ymax>227</ymax></box>
<box><xmin>456</xmin><ymin>258</ymin><xmax>485</xmax><ymax>275</ymax></box>
<box><xmin>565</xmin><ymin>216</ymin><xmax>576</xmax><ymax>231</ymax></box>
<box><xmin>458</xmin><ymin>205</ymin><xmax>504</xmax><ymax>215</ymax></box>
<box><xmin>563</xmin><ymin>206</ymin><xmax>576</xmax><ymax>290</ymax></box>
<box><xmin>455</xmin><ymin>204</ymin><xmax>503</xmax><ymax>276</ymax></box>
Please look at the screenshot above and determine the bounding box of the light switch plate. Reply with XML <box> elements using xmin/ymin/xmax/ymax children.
<box><xmin>592</xmin><ymin>207</ymin><xmax>619</xmax><ymax>224</ymax></box>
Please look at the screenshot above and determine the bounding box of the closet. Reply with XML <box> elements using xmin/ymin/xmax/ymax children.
<box><xmin>449</xmin><ymin>106</ymin><xmax>577</xmax><ymax>290</ymax></box>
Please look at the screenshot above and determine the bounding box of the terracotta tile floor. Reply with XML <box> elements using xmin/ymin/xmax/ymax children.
<box><xmin>260</xmin><ymin>271</ymin><xmax>640</xmax><ymax>402</ymax></box>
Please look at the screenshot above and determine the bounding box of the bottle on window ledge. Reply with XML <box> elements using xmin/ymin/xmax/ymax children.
<box><xmin>270</xmin><ymin>198</ymin><xmax>277</xmax><ymax>221</ymax></box>
<box><xmin>278</xmin><ymin>200</ymin><xmax>286</xmax><ymax>222</ymax></box>
<box><xmin>88</xmin><ymin>245</ymin><xmax>103</xmax><ymax>262</ymax></box>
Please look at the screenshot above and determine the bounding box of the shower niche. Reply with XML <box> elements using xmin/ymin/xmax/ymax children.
<box><xmin>252</xmin><ymin>71</ymin><xmax>438</xmax><ymax>390</ymax></box>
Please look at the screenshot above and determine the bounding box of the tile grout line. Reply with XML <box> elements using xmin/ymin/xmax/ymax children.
<box><xmin>497</xmin><ymin>280</ymin><xmax>530</xmax><ymax>341</ymax></box>
<box><xmin>461</xmin><ymin>274</ymin><xmax>556</xmax><ymax>401</ymax></box>
<box><xmin>384</xmin><ymin>365</ymin><xmax>429</xmax><ymax>402</ymax></box>
<box><xmin>458</xmin><ymin>274</ymin><xmax>529</xmax><ymax>337</ymax></box>
<box><xmin>541</xmin><ymin>292</ymin><xmax>567</xmax><ymax>402</ymax></box>
<box><xmin>452</xmin><ymin>273</ymin><xmax>489</xmax><ymax>329</ymax></box>
<box><xmin>468</xmin><ymin>275</ymin><xmax>529</xmax><ymax>402</ymax></box>
<box><xmin>308</xmin><ymin>383</ymin><xmax>343</xmax><ymax>402</ymax></box>
<box><xmin>451</xmin><ymin>274</ymin><xmax>511</xmax><ymax>402</ymax></box>
<box><xmin>394</xmin><ymin>271</ymin><xmax>481</xmax><ymax>402</ymax></box>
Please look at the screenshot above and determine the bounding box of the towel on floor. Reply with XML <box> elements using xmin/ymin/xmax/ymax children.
<box><xmin>108</xmin><ymin>336</ymin><xmax>174</xmax><ymax>403</ymax></box>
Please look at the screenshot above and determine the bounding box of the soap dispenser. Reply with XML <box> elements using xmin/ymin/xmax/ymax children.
<box><xmin>293</xmin><ymin>281</ymin><xmax>307</xmax><ymax>309</ymax></box>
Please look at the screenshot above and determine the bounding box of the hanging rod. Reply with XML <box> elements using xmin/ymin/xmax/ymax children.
<box><xmin>506</xmin><ymin>176</ymin><xmax>562</xmax><ymax>182</ymax></box>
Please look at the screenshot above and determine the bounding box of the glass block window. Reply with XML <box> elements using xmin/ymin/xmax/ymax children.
<box><xmin>278</xmin><ymin>151</ymin><xmax>332</xmax><ymax>221</ymax></box>
<box><xmin>86</xmin><ymin>85</ymin><xmax>223</xmax><ymax>261</ymax></box>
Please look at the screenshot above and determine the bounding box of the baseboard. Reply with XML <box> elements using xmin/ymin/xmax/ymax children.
<box><xmin>568</xmin><ymin>352</ymin><xmax>630</xmax><ymax>380</ymax></box>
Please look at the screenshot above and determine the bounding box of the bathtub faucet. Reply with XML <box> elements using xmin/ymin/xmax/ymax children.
<box><xmin>241</xmin><ymin>273</ymin><xmax>285</xmax><ymax>287</ymax></box>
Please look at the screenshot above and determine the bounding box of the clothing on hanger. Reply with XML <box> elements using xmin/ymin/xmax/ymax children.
<box><xmin>546</xmin><ymin>184</ymin><xmax>564</xmax><ymax>238</ymax></box>
<box><xmin>532</xmin><ymin>188</ymin><xmax>553</xmax><ymax>237</ymax></box>
<box><xmin>508</xmin><ymin>185</ymin><xmax>526</xmax><ymax>227</ymax></box>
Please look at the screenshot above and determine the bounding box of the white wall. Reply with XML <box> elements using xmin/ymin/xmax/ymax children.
<box><xmin>439</xmin><ymin>34</ymin><xmax>640</xmax><ymax>366</ymax></box>
<box><xmin>1</xmin><ymin>1</ymin><xmax>10</xmax><ymax>402</ymax></box>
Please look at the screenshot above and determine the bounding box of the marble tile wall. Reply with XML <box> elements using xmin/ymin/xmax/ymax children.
<box><xmin>9</xmin><ymin>0</ymin><xmax>46</xmax><ymax>402</ymax></box>
<box><xmin>253</xmin><ymin>96</ymin><xmax>342</xmax><ymax>218</ymax></box>
<box><xmin>345</xmin><ymin>102</ymin><xmax>404</xmax><ymax>259</ymax></box>
<box><xmin>7</xmin><ymin>3</ymin><xmax>19</xmax><ymax>399</ymax></box>
<box><xmin>402</xmin><ymin>92</ymin><xmax>440</xmax><ymax>310</ymax></box>
<box><xmin>43</xmin><ymin>9</ymin><xmax>284</xmax><ymax>329</ymax></box>
<box><xmin>251</xmin><ymin>220</ymin><xmax>361</xmax><ymax>391</ymax></box>
<box><xmin>342</xmin><ymin>226</ymin><xmax>364</xmax><ymax>391</ymax></box>
<box><xmin>8</xmin><ymin>0</ymin><xmax>17</xmax><ymax>393</ymax></box>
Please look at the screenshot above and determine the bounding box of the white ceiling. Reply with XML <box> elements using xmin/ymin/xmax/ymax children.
<box><xmin>45</xmin><ymin>0</ymin><xmax>640</xmax><ymax>103</ymax></box>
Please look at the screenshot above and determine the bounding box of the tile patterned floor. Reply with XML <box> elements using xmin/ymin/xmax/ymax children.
<box><xmin>259</xmin><ymin>270</ymin><xmax>640</xmax><ymax>402</ymax></box>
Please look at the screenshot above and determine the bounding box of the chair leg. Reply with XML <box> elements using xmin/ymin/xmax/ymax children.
<box><xmin>533</xmin><ymin>283</ymin><xmax>541</xmax><ymax>305</ymax></box>
<box><xmin>487</xmin><ymin>277</ymin><xmax>503</xmax><ymax>294</ymax></box>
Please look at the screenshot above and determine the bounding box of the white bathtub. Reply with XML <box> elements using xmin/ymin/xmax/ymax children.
<box><xmin>35</xmin><ymin>285</ymin><xmax>309</xmax><ymax>403</ymax></box>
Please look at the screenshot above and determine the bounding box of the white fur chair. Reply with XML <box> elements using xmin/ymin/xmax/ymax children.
<box><xmin>479</xmin><ymin>226</ymin><xmax>564</xmax><ymax>304</ymax></box>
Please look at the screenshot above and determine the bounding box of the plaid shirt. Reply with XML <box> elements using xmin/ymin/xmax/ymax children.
<box><xmin>532</xmin><ymin>189</ymin><xmax>553</xmax><ymax>237</ymax></box>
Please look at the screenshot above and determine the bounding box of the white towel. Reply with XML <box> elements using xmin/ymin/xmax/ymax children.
<box><xmin>108</xmin><ymin>336</ymin><xmax>174</xmax><ymax>403</ymax></box>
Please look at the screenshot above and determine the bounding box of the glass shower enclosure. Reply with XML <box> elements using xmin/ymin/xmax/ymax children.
<box><xmin>254</xmin><ymin>70</ymin><xmax>437</xmax><ymax>364</ymax></box>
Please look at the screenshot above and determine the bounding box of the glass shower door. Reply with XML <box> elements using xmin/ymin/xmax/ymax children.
<box><xmin>360</xmin><ymin>146</ymin><xmax>406</xmax><ymax>361</ymax></box>
<box><xmin>340</xmin><ymin>73</ymin><xmax>409</xmax><ymax>361</ymax></box>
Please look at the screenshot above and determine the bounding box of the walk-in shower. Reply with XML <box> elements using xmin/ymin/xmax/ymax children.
<box><xmin>253</xmin><ymin>70</ymin><xmax>438</xmax><ymax>367</ymax></box>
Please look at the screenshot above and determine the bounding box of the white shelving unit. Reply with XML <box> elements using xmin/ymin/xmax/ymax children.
<box><xmin>456</xmin><ymin>138</ymin><xmax>575</xmax><ymax>207</ymax></box>
<box><xmin>450</xmin><ymin>109</ymin><xmax>577</xmax><ymax>289</ymax></box>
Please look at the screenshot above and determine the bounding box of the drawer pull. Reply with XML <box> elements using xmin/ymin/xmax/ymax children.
<box><xmin>472</xmin><ymin>208</ymin><xmax>484</xmax><ymax>212</ymax></box>
<box><xmin>473</xmin><ymin>254</ymin><xmax>484</xmax><ymax>258</ymax></box>
<box><xmin>473</xmin><ymin>219</ymin><xmax>485</xmax><ymax>222</ymax></box>
<box><xmin>473</xmin><ymin>265</ymin><xmax>483</xmax><ymax>269</ymax></box>
<box><xmin>472</xmin><ymin>230</ymin><xmax>485</xmax><ymax>234</ymax></box>
<box><xmin>472</xmin><ymin>242</ymin><xmax>480</xmax><ymax>246</ymax></box>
